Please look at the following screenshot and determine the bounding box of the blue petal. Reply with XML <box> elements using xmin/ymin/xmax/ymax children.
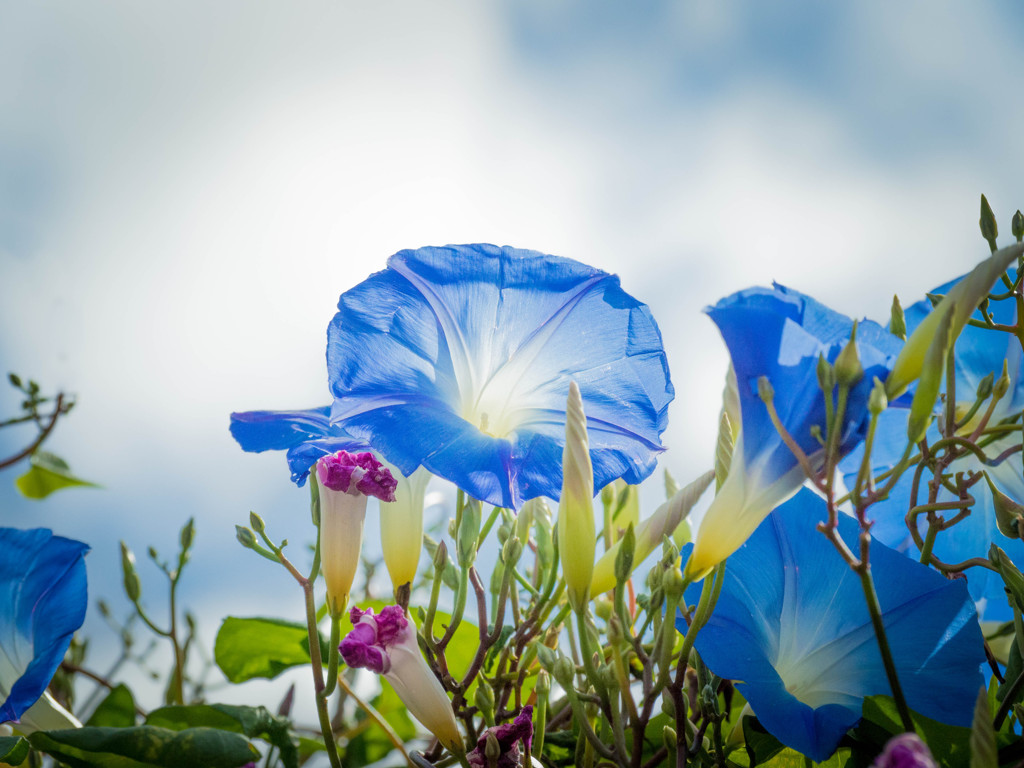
<box><xmin>327</xmin><ymin>244</ymin><xmax>673</xmax><ymax>508</ymax></box>
<box><xmin>681</xmin><ymin>489</ymin><xmax>985</xmax><ymax>760</ymax></box>
<box><xmin>0</xmin><ymin>528</ymin><xmax>88</xmax><ymax>724</ymax></box>
<box><xmin>706</xmin><ymin>285</ymin><xmax>900</xmax><ymax>485</ymax></box>
<box><xmin>230</xmin><ymin>407</ymin><xmax>368</xmax><ymax>485</ymax></box>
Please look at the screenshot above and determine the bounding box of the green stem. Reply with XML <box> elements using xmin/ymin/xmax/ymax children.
<box><xmin>168</xmin><ymin>578</ymin><xmax>186</xmax><ymax>705</ymax></box>
<box><xmin>323</xmin><ymin>616</ymin><xmax>341</xmax><ymax>698</ymax></box>
<box><xmin>858</xmin><ymin>567</ymin><xmax>913</xmax><ymax>732</ymax></box>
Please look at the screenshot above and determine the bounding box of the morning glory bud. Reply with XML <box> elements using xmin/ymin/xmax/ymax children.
<box><xmin>457</xmin><ymin>498</ymin><xmax>483</xmax><ymax>569</ymax></box>
<box><xmin>317</xmin><ymin>451</ymin><xmax>397</xmax><ymax>617</ymax></box>
<box><xmin>235</xmin><ymin>525</ymin><xmax>257</xmax><ymax>550</ymax></box>
<box><xmin>339</xmin><ymin>605</ymin><xmax>464</xmax><ymax>754</ymax></box>
<box><xmin>816</xmin><ymin>354</ymin><xmax>835</xmax><ymax>393</ymax></box>
<box><xmin>868</xmin><ymin>377</ymin><xmax>887</xmax><ymax>416</ymax></box>
<box><xmin>501</xmin><ymin>537</ymin><xmax>523</xmax><ymax>567</ymax></box>
<box><xmin>474</xmin><ymin>682</ymin><xmax>495</xmax><ymax>724</ymax></box>
<box><xmin>975</xmin><ymin>371</ymin><xmax>995</xmax><ymax>402</ymax></box>
<box><xmin>552</xmin><ymin>656</ymin><xmax>576</xmax><ymax>690</ymax></box>
<box><xmin>120</xmin><ymin>542</ymin><xmax>141</xmax><ymax>603</ymax></box>
<box><xmin>662</xmin><ymin>568</ymin><xmax>685</xmax><ymax>602</ymax></box>
<box><xmin>614</xmin><ymin>524</ymin><xmax>636</xmax><ymax>587</ymax></box>
<box><xmin>993</xmin><ymin>360</ymin><xmax>1011</xmax><ymax>401</ymax></box>
<box><xmin>890</xmin><ymin>295</ymin><xmax>907</xmax><ymax>341</ymax></box>
<box><xmin>248</xmin><ymin>512</ymin><xmax>265</xmax><ymax>535</ymax></box>
<box><xmin>984</xmin><ymin>473</ymin><xmax>1024</xmax><ymax>540</ymax></box>
<box><xmin>380</xmin><ymin>466</ymin><xmax>430</xmax><ymax>595</ymax></box>
<box><xmin>833</xmin><ymin>322</ymin><xmax>863</xmax><ymax>388</ymax></box>
<box><xmin>1013</xmin><ymin>210</ymin><xmax>1024</xmax><ymax>242</ymax></box>
<box><xmin>980</xmin><ymin>193</ymin><xmax>999</xmax><ymax>250</ymax></box>
<box><xmin>557</xmin><ymin>381</ymin><xmax>596</xmax><ymax>612</ymax></box>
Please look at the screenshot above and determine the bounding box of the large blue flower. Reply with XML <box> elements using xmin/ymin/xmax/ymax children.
<box><xmin>325</xmin><ymin>244</ymin><xmax>674</xmax><ymax>509</ymax></box>
<box><xmin>230</xmin><ymin>406</ymin><xmax>367</xmax><ymax>485</ymax></box>
<box><xmin>684</xmin><ymin>285</ymin><xmax>902</xmax><ymax>579</ymax></box>
<box><xmin>843</xmin><ymin>271</ymin><xmax>1024</xmax><ymax>621</ymax></box>
<box><xmin>0</xmin><ymin>527</ymin><xmax>88</xmax><ymax>725</ymax></box>
<box><xmin>680</xmin><ymin>489</ymin><xmax>985</xmax><ymax>761</ymax></box>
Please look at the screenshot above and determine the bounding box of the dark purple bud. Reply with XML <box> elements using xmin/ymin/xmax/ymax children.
<box><xmin>871</xmin><ymin>733</ymin><xmax>937</xmax><ymax>768</ymax></box>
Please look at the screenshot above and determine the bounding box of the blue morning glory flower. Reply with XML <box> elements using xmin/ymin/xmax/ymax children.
<box><xmin>684</xmin><ymin>284</ymin><xmax>902</xmax><ymax>579</ymax></box>
<box><xmin>679</xmin><ymin>489</ymin><xmax>985</xmax><ymax>761</ymax></box>
<box><xmin>325</xmin><ymin>244</ymin><xmax>674</xmax><ymax>509</ymax></box>
<box><xmin>230</xmin><ymin>406</ymin><xmax>367</xmax><ymax>485</ymax></box>
<box><xmin>843</xmin><ymin>270</ymin><xmax>1024</xmax><ymax>621</ymax></box>
<box><xmin>0</xmin><ymin>527</ymin><xmax>89</xmax><ymax>725</ymax></box>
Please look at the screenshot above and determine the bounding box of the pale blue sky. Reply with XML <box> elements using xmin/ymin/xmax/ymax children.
<box><xmin>2</xmin><ymin>0</ymin><xmax>1024</xmax><ymax>713</ymax></box>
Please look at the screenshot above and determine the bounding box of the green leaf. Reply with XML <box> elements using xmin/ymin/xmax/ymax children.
<box><xmin>28</xmin><ymin>725</ymin><xmax>259</xmax><ymax>768</ymax></box>
<box><xmin>15</xmin><ymin>451</ymin><xmax>98</xmax><ymax>499</ymax></box>
<box><xmin>146</xmin><ymin>703</ymin><xmax>298</xmax><ymax>768</ymax></box>
<box><xmin>0</xmin><ymin>735</ymin><xmax>30</xmax><ymax>765</ymax></box>
<box><xmin>214</xmin><ymin>616</ymin><xmax>327</xmax><ymax>683</ymax></box>
<box><xmin>86</xmin><ymin>684</ymin><xmax>137</xmax><ymax>728</ymax></box>
<box><xmin>970</xmin><ymin>688</ymin><xmax>997</xmax><ymax>768</ymax></box>
<box><xmin>742</xmin><ymin>717</ymin><xmax>786</xmax><ymax>767</ymax></box>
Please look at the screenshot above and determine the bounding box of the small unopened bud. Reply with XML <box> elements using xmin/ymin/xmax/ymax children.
<box><xmin>816</xmin><ymin>354</ymin><xmax>835</xmax><ymax>393</ymax></box>
<box><xmin>980</xmin><ymin>193</ymin><xmax>999</xmax><ymax>250</ymax></box>
<box><xmin>474</xmin><ymin>683</ymin><xmax>495</xmax><ymax>719</ymax></box>
<box><xmin>700</xmin><ymin>684</ymin><xmax>717</xmax><ymax>714</ymax></box>
<box><xmin>235</xmin><ymin>525</ymin><xmax>257</xmax><ymax>549</ymax></box>
<box><xmin>600</xmin><ymin>664</ymin><xmax>619</xmax><ymax>693</ymax></box>
<box><xmin>976</xmin><ymin>372</ymin><xmax>995</xmax><ymax>402</ymax></box>
<box><xmin>180</xmin><ymin>518</ymin><xmax>196</xmax><ymax>551</ymax></box>
<box><xmin>834</xmin><ymin>322</ymin><xmax>863</xmax><ymax>388</ymax></box>
<box><xmin>985</xmin><ymin>473</ymin><xmax>1024</xmax><ymax>540</ymax></box>
<box><xmin>1013</xmin><ymin>210</ymin><xmax>1024</xmax><ymax>243</ymax></box>
<box><xmin>757</xmin><ymin>375</ymin><xmax>774</xmax><ymax>403</ymax></box>
<box><xmin>662</xmin><ymin>726</ymin><xmax>677</xmax><ymax>754</ymax></box>
<box><xmin>614</xmin><ymin>523</ymin><xmax>636</xmax><ymax>586</ymax></box>
<box><xmin>594</xmin><ymin>596</ymin><xmax>613</xmax><ymax>621</ymax></box>
<box><xmin>501</xmin><ymin>537</ymin><xmax>523</xmax><ymax>566</ymax></box>
<box><xmin>496</xmin><ymin>523</ymin><xmax>511</xmax><ymax>545</ymax></box>
<box><xmin>553</xmin><ymin>656</ymin><xmax>576</xmax><ymax>689</ymax></box>
<box><xmin>890</xmin><ymin>295</ymin><xmax>907</xmax><ymax>341</ymax></box>
<box><xmin>607</xmin><ymin>615</ymin><xmax>624</xmax><ymax>646</ymax></box>
<box><xmin>646</xmin><ymin>565</ymin><xmax>663</xmax><ymax>592</ymax></box>
<box><xmin>432</xmin><ymin>538</ymin><xmax>449</xmax><ymax>571</ymax></box>
<box><xmin>662</xmin><ymin>567</ymin><xmax>685</xmax><ymax>601</ymax></box>
<box><xmin>600</xmin><ymin>484</ymin><xmax>616</xmax><ymax>509</ymax></box>
<box><xmin>868</xmin><ymin>377</ymin><xmax>887</xmax><ymax>416</ymax></box>
<box><xmin>993</xmin><ymin>360</ymin><xmax>1011</xmax><ymax>401</ymax></box>
<box><xmin>485</xmin><ymin>732</ymin><xmax>501</xmax><ymax>767</ymax></box>
<box><xmin>536</xmin><ymin>669</ymin><xmax>551</xmax><ymax>696</ymax></box>
<box><xmin>120</xmin><ymin>542</ymin><xmax>141</xmax><ymax>603</ymax></box>
<box><xmin>97</xmin><ymin>600</ymin><xmax>111</xmax><ymax>618</ymax></box>
<box><xmin>457</xmin><ymin>500</ymin><xmax>482</xmax><ymax>568</ymax></box>
<box><xmin>147</xmin><ymin>546</ymin><xmax>159</xmax><ymax>562</ymax></box>
<box><xmin>990</xmin><ymin>543</ymin><xmax>1024</xmax><ymax>612</ymax></box>
<box><xmin>534</xmin><ymin>642</ymin><xmax>557</xmax><ymax>671</ymax></box>
<box><xmin>661</xmin><ymin>693</ymin><xmax>675</xmax><ymax>718</ymax></box>
<box><xmin>248</xmin><ymin>512</ymin><xmax>265</xmax><ymax>535</ymax></box>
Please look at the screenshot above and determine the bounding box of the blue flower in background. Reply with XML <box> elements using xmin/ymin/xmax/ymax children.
<box><xmin>680</xmin><ymin>489</ymin><xmax>985</xmax><ymax>761</ymax></box>
<box><xmin>1</xmin><ymin>527</ymin><xmax>88</xmax><ymax>726</ymax></box>
<box><xmin>325</xmin><ymin>244</ymin><xmax>674</xmax><ymax>509</ymax></box>
<box><xmin>230</xmin><ymin>406</ymin><xmax>367</xmax><ymax>485</ymax></box>
<box><xmin>685</xmin><ymin>284</ymin><xmax>901</xmax><ymax>579</ymax></box>
<box><xmin>843</xmin><ymin>271</ymin><xmax>1024</xmax><ymax>621</ymax></box>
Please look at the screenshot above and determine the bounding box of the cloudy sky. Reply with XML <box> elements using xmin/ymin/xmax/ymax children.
<box><xmin>3</xmin><ymin>0</ymin><xmax>1024</xmax><ymax>713</ymax></box>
